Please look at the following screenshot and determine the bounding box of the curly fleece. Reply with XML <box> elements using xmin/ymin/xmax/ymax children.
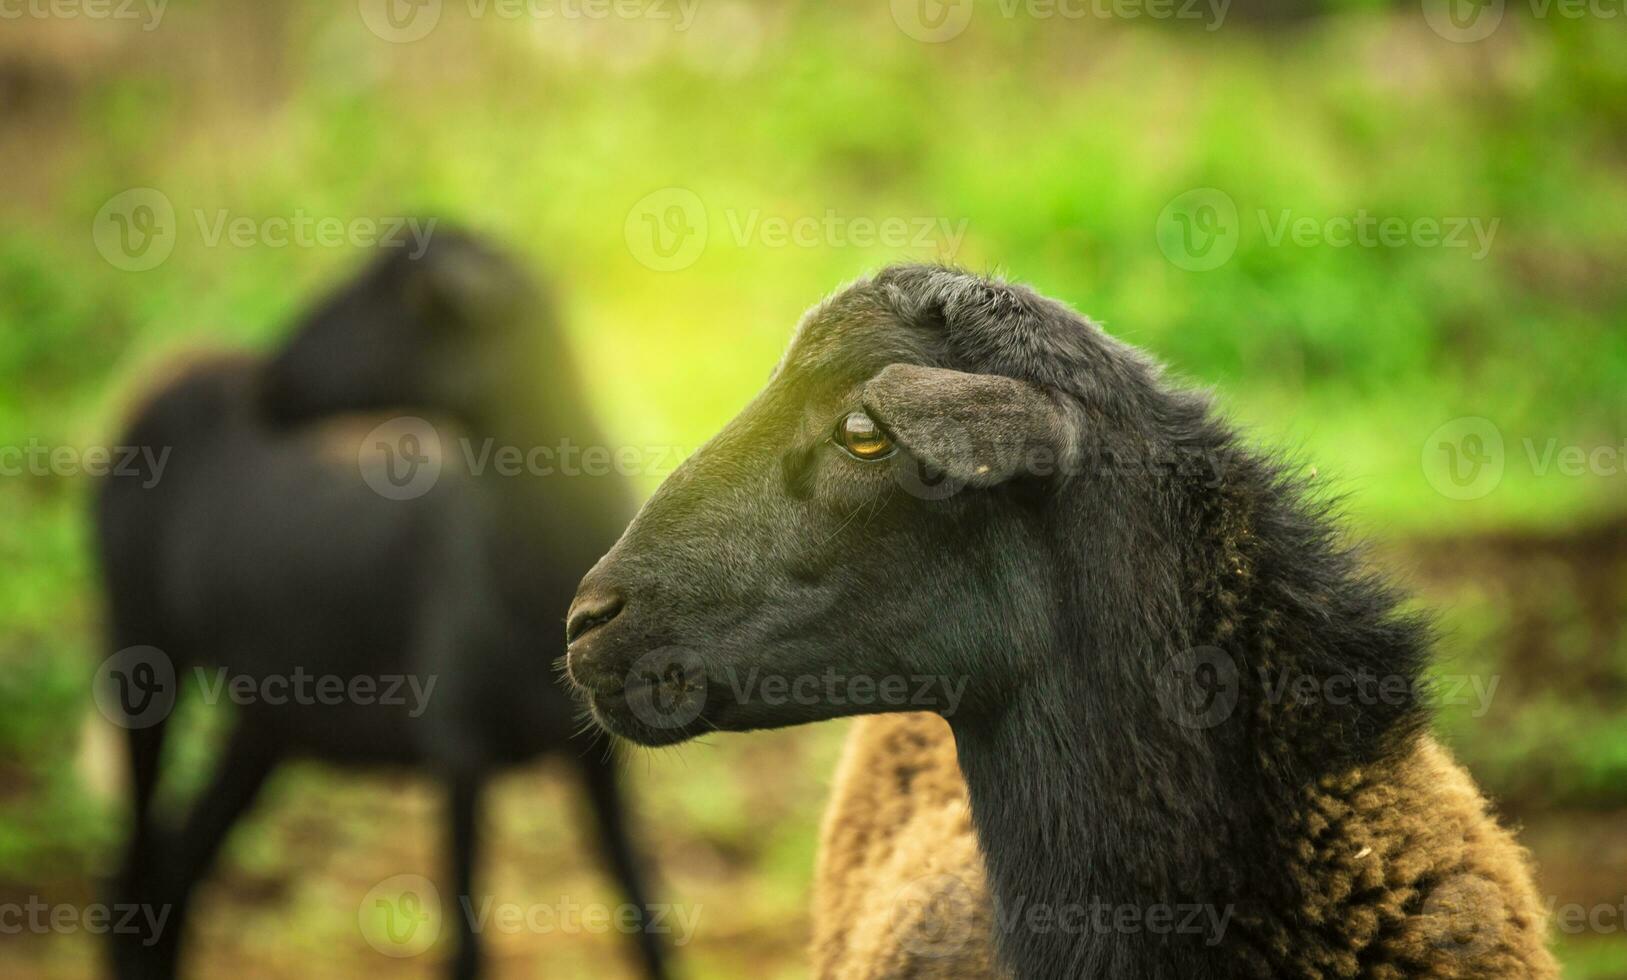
<box><xmin>811</xmin><ymin>714</ymin><xmax>1554</xmax><ymax>979</ymax></box>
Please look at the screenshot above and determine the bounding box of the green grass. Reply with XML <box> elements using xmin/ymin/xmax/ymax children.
<box><xmin>1556</xmin><ymin>935</ymin><xmax>1627</xmax><ymax>980</ymax></box>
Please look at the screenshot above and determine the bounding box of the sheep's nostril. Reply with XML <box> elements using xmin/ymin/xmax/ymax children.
<box><xmin>566</xmin><ymin>591</ymin><xmax>625</xmax><ymax>647</ymax></box>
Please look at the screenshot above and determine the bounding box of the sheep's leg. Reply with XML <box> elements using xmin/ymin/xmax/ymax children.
<box><xmin>575</xmin><ymin>750</ymin><xmax>671</xmax><ymax>980</ymax></box>
<box><xmin>137</xmin><ymin>724</ymin><xmax>280</xmax><ymax>978</ymax></box>
<box><xmin>107</xmin><ymin>717</ymin><xmax>171</xmax><ymax>980</ymax></box>
<box><xmin>114</xmin><ymin>707</ymin><xmax>169</xmax><ymax>891</ymax></box>
<box><xmin>447</xmin><ymin>773</ymin><xmax>484</xmax><ymax>980</ymax></box>
<box><xmin>100</xmin><ymin>595</ymin><xmax>173</xmax><ymax>886</ymax></box>
<box><xmin>123</xmin><ymin>711</ymin><xmax>169</xmax><ymax>856</ymax></box>
<box><xmin>101</xmin><ymin>600</ymin><xmax>175</xmax><ymax>980</ymax></box>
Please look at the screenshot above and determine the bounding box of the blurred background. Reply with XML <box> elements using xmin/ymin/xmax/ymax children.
<box><xmin>1</xmin><ymin>0</ymin><xmax>1624</xmax><ymax>976</ymax></box>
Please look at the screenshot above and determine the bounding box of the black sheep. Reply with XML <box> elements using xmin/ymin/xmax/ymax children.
<box><xmin>94</xmin><ymin>234</ymin><xmax>670</xmax><ymax>980</ymax></box>
<box><xmin>563</xmin><ymin>266</ymin><xmax>1555</xmax><ymax>979</ymax></box>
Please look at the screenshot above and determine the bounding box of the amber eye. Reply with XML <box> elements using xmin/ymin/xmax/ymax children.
<box><xmin>834</xmin><ymin>411</ymin><xmax>895</xmax><ymax>461</ymax></box>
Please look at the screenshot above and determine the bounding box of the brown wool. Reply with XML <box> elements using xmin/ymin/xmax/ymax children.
<box><xmin>810</xmin><ymin>715</ymin><xmax>1556</xmax><ymax>979</ymax></box>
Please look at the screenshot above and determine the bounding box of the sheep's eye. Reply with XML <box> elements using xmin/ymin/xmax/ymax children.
<box><xmin>834</xmin><ymin>411</ymin><xmax>895</xmax><ymax>461</ymax></box>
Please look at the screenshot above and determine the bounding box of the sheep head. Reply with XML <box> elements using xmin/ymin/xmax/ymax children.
<box><xmin>566</xmin><ymin>265</ymin><xmax>1199</xmax><ymax>746</ymax></box>
<box><xmin>260</xmin><ymin>229</ymin><xmax>550</xmax><ymax>428</ymax></box>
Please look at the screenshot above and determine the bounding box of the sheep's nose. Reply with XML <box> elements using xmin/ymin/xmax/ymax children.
<box><xmin>566</xmin><ymin>589</ymin><xmax>625</xmax><ymax>648</ymax></box>
<box><xmin>565</xmin><ymin>588</ymin><xmax>628</xmax><ymax>696</ymax></box>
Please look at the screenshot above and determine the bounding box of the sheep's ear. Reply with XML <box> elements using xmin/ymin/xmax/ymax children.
<box><xmin>861</xmin><ymin>363</ymin><xmax>1075</xmax><ymax>490</ymax></box>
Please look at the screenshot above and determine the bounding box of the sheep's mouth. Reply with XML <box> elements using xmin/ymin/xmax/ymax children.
<box><xmin>583</xmin><ymin>665</ymin><xmax>712</xmax><ymax>747</ymax></box>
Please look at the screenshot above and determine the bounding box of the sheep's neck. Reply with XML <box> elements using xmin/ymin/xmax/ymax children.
<box><xmin>952</xmin><ymin>606</ymin><xmax>1425</xmax><ymax>976</ymax></box>
<box><xmin>954</xmin><ymin>683</ymin><xmax>1239</xmax><ymax>979</ymax></box>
